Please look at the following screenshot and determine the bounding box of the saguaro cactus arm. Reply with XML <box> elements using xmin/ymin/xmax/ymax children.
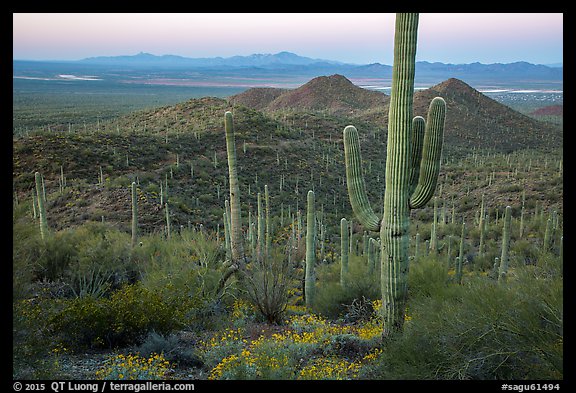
<box><xmin>343</xmin><ymin>125</ymin><xmax>381</xmax><ymax>232</ymax></box>
<box><xmin>408</xmin><ymin>116</ymin><xmax>425</xmax><ymax>195</ymax></box>
<box><xmin>409</xmin><ymin>97</ymin><xmax>446</xmax><ymax>209</ymax></box>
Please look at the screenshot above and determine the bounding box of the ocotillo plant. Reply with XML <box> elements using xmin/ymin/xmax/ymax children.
<box><xmin>35</xmin><ymin>171</ymin><xmax>48</xmax><ymax>240</ymax></box>
<box><xmin>342</xmin><ymin>13</ymin><xmax>446</xmax><ymax>334</ymax></box>
<box><xmin>305</xmin><ymin>190</ymin><xmax>316</xmax><ymax>308</ymax></box>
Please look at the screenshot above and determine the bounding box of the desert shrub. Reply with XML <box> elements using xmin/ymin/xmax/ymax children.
<box><xmin>30</xmin><ymin>222</ymin><xmax>135</xmax><ymax>297</ymax></box>
<box><xmin>358</xmin><ymin>258</ymin><xmax>563</xmax><ymax>380</ymax></box>
<box><xmin>13</xmin><ymin>297</ymin><xmax>66</xmax><ymax>379</ymax></box>
<box><xmin>201</xmin><ymin>312</ymin><xmax>384</xmax><ymax>380</ymax></box>
<box><xmin>49</xmin><ymin>283</ymin><xmax>190</xmax><ymax>349</ymax></box>
<box><xmin>407</xmin><ymin>256</ymin><xmax>454</xmax><ymax>299</ymax></box>
<box><xmin>243</xmin><ymin>249</ymin><xmax>296</xmax><ymax>324</ymax></box>
<box><xmin>312</xmin><ymin>257</ymin><xmax>379</xmax><ymax>319</ymax></box>
<box><xmin>135</xmin><ymin>331</ymin><xmax>203</xmax><ymax>368</ymax></box>
<box><xmin>65</xmin><ymin>224</ymin><xmax>134</xmax><ymax>297</ymax></box>
<box><xmin>135</xmin><ymin>229</ymin><xmax>231</xmax><ymax>332</ymax></box>
<box><xmin>95</xmin><ymin>352</ymin><xmax>172</xmax><ymax>380</ymax></box>
<box><xmin>13</xmin><ymin>206</ymin><xmax>43</xmax><ymax>299</ymax></box>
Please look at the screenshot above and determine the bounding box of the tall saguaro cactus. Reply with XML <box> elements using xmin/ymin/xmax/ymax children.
<box><xmin>342</xmin><ymin>13</ymin><xmax>446</xmax><ymax>334</ymax></box>
<box><xmin>305</xmin><ymin>190</ymin><xmax>316</xmax><ymax>307</ymax></box>
<box><xmin>498</xmin><ymin>206</ymin><xmax>512</xmax><ymax>282</ymax></box>
<box><xmin>131</xmin><ymin>181</ymin><xmax>138</xmax><ymax>248</ymax></box>
<box><xmin>217</xmin><ymin>111</ymin><xmax>248</xmax><ymax>294</ymax></box>
<box><xmin>224</xmin><ymin>111</ymin><xmax>245</xmax><ymax>265</ymax></box>
<box><xmin>35</xmin><ymin>171</ymin><xmax>48</xmax><ymax>240</ymax></box>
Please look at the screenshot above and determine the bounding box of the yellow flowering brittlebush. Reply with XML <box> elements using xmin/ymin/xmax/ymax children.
<box><xmin>95</xmin><ymin>353</ymin><xmax>171</xmax><ymax>380</ymax></box>
<box><xmin>297</xmin><ymin>356</ymin><xmax>360</xmax><ymax>380</ymax></box>
<box><xmin>204</xmin><ymin>310</ymin><xmax>388</xmax><ymax>380</ymax></box>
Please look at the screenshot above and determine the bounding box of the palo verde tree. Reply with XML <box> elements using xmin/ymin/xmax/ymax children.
<box><xmin>342</xmin><ymin>13</ymin><xmax>446</xmax><ymax>335</ymax></box>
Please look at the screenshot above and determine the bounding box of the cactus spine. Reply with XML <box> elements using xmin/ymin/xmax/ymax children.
<box><xmin>35</xmin><ymin>171</ymin><xmax>48</xmax><ymax>240</ymax></box>
<box><xmin>305</xmin><ymin>190</ymin><xmax>316</xmax><ymax>307</ymax></box>
<box><xmin>498</xmin><ymin>206</ymin><xmax>512</xmax><ymax>282</ymax></box>
<box><xmin>342</xmin><ymin>13</ymin><xmax>446</xmax><ymax>334</ymax></box>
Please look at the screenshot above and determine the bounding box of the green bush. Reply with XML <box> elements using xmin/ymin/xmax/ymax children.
<box><xmin>29</xmin><ymin>222</ymin><xmax>135</xmax><ymax>297</ymax></box>
<box><xmin>313</xmin><ymin>257</ymin><xmax>379</xmax><ymax>319</ymax></box>
<box><xmin>358</xmin><ymin>258</ymin><xmax>563</xmax><ymax>380</ymax></box>
<box><xmin>49</xmin><ymin>283</ymin><xmax>189</xmax><ymax>349</ymax></box>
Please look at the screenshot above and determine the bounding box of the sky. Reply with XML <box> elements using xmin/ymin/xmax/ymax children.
<box><xmin>12</xmin><ymin>13</ymin><xmax>563</xmax><ymax>65</ymax></box>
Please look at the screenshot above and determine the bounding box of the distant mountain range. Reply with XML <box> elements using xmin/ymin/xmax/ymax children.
<box><xmin>75</xmin><ymin>51</ymin><xmax>562</xmax><ymax>80</ymax></box>
<box><xmin>79</xmin><ymin>51</ymin><xmax>345</xmax><ymax>67</ymax></box>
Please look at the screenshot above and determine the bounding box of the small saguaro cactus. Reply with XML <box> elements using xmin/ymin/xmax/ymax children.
<box><xmin>342</xmin><ymin>13</ymin><xmax>446</xmax><ymax>334</ymax></box>
<box><xmin>305</xmin><ymin>190</ymin><xmax>316</xmax><ymax>308</ymax></box>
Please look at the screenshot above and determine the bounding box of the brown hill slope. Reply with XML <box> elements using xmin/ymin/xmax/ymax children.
<box><xmin>530</xmin><ymin>104</ymin><xmax>563</xmax><ymax>116</ymax></box>
<box><xmin>227</xmin><ymin>87</ymin><xmax>287</xmax><ymax>110</ymax></box>
<box><xmin>414</xmin><ymin>78</ymin><xmax>562</xmax><ymax>151</ymax></box>
<box><xmin>230</xmin><ymin>74</ymin><xmax>561</xmax><ymax>151</ymax></box>
<box><xmin>349</xmin><ymin>77</ymin><xmax>561</xmax><ymax>151</ymax></box>
<box><xmin>229</xmin><ymin>74</ymin><xmax>388</xmax><ymax>116</ymax></box>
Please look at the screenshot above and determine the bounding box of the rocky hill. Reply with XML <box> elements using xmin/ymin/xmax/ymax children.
<box><xmin>231</xmin><ymin>74</ymin><xmax>562</xmax><ymax>152</ymax></box>
<box><xmin>229</xmin><ymin>74</ymin><xmax>388</xmax><ymax>116</ymax></box>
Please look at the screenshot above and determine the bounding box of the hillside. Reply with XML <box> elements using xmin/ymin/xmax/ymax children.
<box><xmin>414</xmin><ymin>78</ymin><xmax>562</xmax><ymax>151</ymax></box>
<box><xmin>13</xmin><ymin>75</ymin><xmax>563</xmax><ymax>237</ymax></box>
<box><xmin>229</xmin><ymin>75</ymin><xmax>562</xmax><ymax>152</ymax></box>
<box><xmin>530</xmin><ymin>104</ymin><xmax>563</xmax><ymax>117</ymax></box>
<box><xmin>227</xmin><ymin>87</ymin><xmax>288</xmax><ymax>110</ymax></box>
<box><xmin>229</xmin><ymin>74</ymin><xmax>388</xmax><ymax>116</ymax></box>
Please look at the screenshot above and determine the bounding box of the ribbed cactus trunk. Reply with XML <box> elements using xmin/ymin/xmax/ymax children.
<box><xmin>131</xmin><ymin>181</ymin><xmax>137</xmax><ymax>248</ymax></box>
<box><xmin>224</xmin><ymin>111</ymin><xmax>245</xmax><ymax>265</ymax></box>
<box><xmin>257</xmin><ymin>192</ymin><xmax>265</xmax><ymax>262</ymax></box>
<box><xmin>165</xmin><ymin>202</ymin><xmax>171</xmax><ymax>240</ymax></box>
<box><xmin>35</xmin><ymin>171</ymin><xmax>48</xmax><ymax>240</ymax></box>
<box><xmin>340</xmin><ymin>218</ymin><xmax>349</xmax><ymax>288</ymax></box>
<box><xmin>342</xmin><ymin>13</ymin><xmax>446</xmax><ymax>335</ymax></box>
<box><xmin>430</xmin><ymin>196</ymin><xmax>438</xmax><ymax>254</ymax></box>
<box><xmin>498</xmin><ymin>206</ymin><xmax>512</xmax><ymax>282</ymax></box>
<box><xmin>381</xmin><ymin>13</ymin><xmax>418</xmax><ymax>333</ymax></box>
<box><xmin>305</xmin><ymin>190</ymin><xmax>316</xmax><ymax>308</ymax></box>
